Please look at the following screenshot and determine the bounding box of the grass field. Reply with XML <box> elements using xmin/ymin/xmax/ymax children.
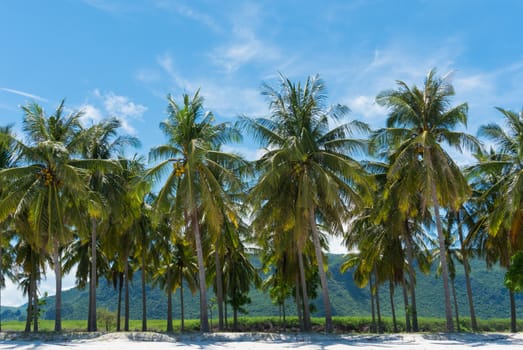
<box><xmin>1</xmin><ymin>316</ymin><xmax>522</xmax><ymax>333</ymax></box>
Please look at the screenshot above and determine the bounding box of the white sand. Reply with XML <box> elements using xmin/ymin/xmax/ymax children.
<box><xmin>1</xmin><ymin>332</ymin><xmax>522</xmax><ymax>350</ymax></box>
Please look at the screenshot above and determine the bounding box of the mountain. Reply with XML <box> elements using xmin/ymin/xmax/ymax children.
<box><xmin>2</xmin><ymin>254</ymin><xmax>522</xmax><ymax>321</ymax></box>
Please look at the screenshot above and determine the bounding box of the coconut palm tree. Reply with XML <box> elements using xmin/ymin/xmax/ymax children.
<box><xmin>79</xmin><ymin>117</ymin><xmax>139</xmax><ymax>331</ymax></box>
<box><xmin>243</xmin><ymin>74</ymin><xmax>373</xmax><ymax>332</ymax></box>
<box><xmin>148</xmin><ymin>90</ymin><xmax>243</xmax><ymax>332</ymax></box>
<box><xmin>467</xmin><ymin>105</ymin><xmax>523</xmax><ymax>332</ymax></box>
<box><xmin>0</xmin><ymin>101</ymin><xmax>116</xmax><ymax>331</ymax></box>
<box><xmin>475</xmin><ymin>107</ymin><xmax>523</xmax><ymax>245</ymax></box>
<box><xmin>0</xmin><ymin>125</ymin><xmax>18</xmax><ymax>330</ymax></box>
<box><xmin>374</xmin><ymin>69</ymin><xmax>479</xmax><ymax>331</ymax></box>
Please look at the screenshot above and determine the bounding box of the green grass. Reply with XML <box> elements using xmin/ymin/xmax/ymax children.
<box><xmin>2</xmin><ymin>317</ymin><xmax>522</xmax><ymax>333</ymax></box>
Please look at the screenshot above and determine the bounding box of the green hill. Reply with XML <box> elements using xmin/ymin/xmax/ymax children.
<box><xmin>2</xmin><ymin>254</ymin><xmax>522</xmax><ymax>322</ymax></box>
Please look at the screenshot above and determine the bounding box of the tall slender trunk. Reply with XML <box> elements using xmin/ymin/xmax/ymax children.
<box><xmin>25</xmin><ymin>282</ymin><xmax>32</xmax><ymax>333</ymax></box>
<box><xmin>457</xmin><ymin>212</ymin><xmax>477</xmax><ymax>331</ymax></box>
<box><xmin>88</xmin><ymin>219</ymin><xmax>97</xmax><ymax>331</ymax></box>
<box><xmin>233</xmin><ymin>307</ymin><xmax>238</xmax><ymax>331</ymax></box>
<box><xmin>375</xmin><ymin>271</ymin><xmax>382</xmax><ymax>334</ymax></box>
<box><xmin>224</xmin><ymin>295</ymin><xmax>228</xmax><ymax>329</ymax></box>
<box><xmin>510</xmin><ymin>290</ymin><xmax>517</xmax><ymax>332</ymax></box>
<box><xmin>404</xmin><ymin>222</ymin><xmax>419</xmax><ymax>331</ymax></box>
<box><xmin>430</xmin><ymin>185</ymin><xmax>454</xmax><ymax>331</ymax></box>
<box><xmin>370</xmin><ymin>274</ymin><xmax>376</xmax><ymax>333</ymax></box>
<box><xmin>295</xmin><ymin>274</ymin><xmax>304</xmax><ymax>331</ymax></box>
<box><xmin>33</xmin><ymin>292</ymin><xmax>39</xmax><ymax>332</ymax></box>
<box><xmin>116</xmin><ymin>273</ymin><xmax>122</xmax><ymax>331</ymax></box>
<box><xmin>166</xmin><ymin>269</ymin><xmax>173</xmax><ymax>332</ymax></box>
<box><xmin>297</xmin><ymin>247</ymin><xmax>312</xmax><ymax>331</ymax></box>
<box><xmin>402</xmin><ymin>277</ymin><xmax>412</xmax><ymax>332</ymax></box>
<box><xmin>214</xmin><ymin>249</ymin><xmax>224</xmax><ymax>331</ymax></box>
<box><xmin>180</xmin><ymin>272</ymin><xmax>185</xmax><ymax>332</ymax></box>
<box><xmin>389</xmin><ymin>280</ymin><xmax>398</xmax><ymax>332</ymax></box>
<box><xmin>425</xmin><ymin>150</ymin><xmax>454</xmax><ymax>332</ymax></box>
<box><xmin>124</xmin><ymin>260</ymin><xmax>130</xmax><ymax>331</ymax></box>
<box><xmin>451</xmin><ymin>278</ymin><xmax>460</xmax><ymax>331</ymax></box>
<box><xmin>141</xmin><ymin>256</ymin><xmax>147</xmax><ymax>331</ymax></box>
<box><xmin>191</xmin><ymin>211</ymin><xmax>209</xmax><ymax>332</ymax></box>
<box><xmin>309</xmin><ymin>210</ymin><xmax>333</xmax><ymax>333</ymax></box>
<box><xmin>52</xmin><ymin>240</ymin><xmax>62</xmax><ymax>332</ymax></box>
<box><xmin>283</xmin><ymin>299</ymin><xmax>287</xmax><ymax>330</ymax></box>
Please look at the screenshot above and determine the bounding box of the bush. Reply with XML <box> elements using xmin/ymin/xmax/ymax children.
<box><xmin>96</xmin><ymin>308</ymin><xmax>116</xmax><ymax>331</ymax></box>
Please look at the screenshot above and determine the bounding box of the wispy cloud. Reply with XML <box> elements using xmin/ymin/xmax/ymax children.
<box><xmin>0</xmin><ymin>87</ymin><xmax>48</xmax><ymax>102</ymax></box>
<box><xmin>79</xmin><ymin>90</ymin><xmax>148</xmax><ymax>134</ymax></box>
<box><xmin>155</xmin><ymin>53</ymin><xmax>266</xmax><ymax>117</ymax></box>
<box><xmin>82</xmin><ymin>0</ymin><xmax>142</xmax><ymax>14</ymax></box>
<box><xmin>82</xmin><ymin>0</ymin><xmax>123</xmax><ymax>13</ymax></box>
<box><xmin>210</xmin><ymin>3</ymin><xmax>281</xmax><ymax>74</ymax></box>
<box><xmin>153</xmin><ymin>1</ymin><xmax>222</xmax><ymax>33</ymax></box>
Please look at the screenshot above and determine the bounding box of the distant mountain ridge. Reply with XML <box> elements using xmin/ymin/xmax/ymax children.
<box><xmin>2</xmin><ymin>254</ymin><xmax>522</xmax><ymax>321</ymax></box>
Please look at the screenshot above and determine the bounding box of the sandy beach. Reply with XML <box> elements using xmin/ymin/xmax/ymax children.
<box><xmin>1</xmin><ymin>332</ymin><xmax>522</xmax><ymax>350</ymax></box>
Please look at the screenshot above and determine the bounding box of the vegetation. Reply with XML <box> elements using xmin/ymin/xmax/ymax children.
<box><xmin>1</xmin><ymin>69</ymin><xmax>523</xmax><ymax>334</ymax></box>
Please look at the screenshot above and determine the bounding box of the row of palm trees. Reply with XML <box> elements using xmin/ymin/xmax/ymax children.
<box><xmin>0</xmin><ymin>69</ymin><xmax>522</xmax><ymax>334</ymax></box>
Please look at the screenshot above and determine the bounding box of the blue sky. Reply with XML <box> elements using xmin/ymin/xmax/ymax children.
<box><xmin>1</xmin><ymin>0</ymin><xmax>523</xmax><ymax>306</ymax></box>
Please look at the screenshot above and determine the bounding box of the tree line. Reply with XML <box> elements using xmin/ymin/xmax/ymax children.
<box><xmin>0</xmin><ymin>69</ymin><xmax>522</xmax><ymax>334</ymax></box>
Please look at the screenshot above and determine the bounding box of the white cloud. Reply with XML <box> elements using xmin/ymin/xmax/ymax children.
<box><xmin>346</xmin><ymin>95</ymin><xmax>387</xmax><ymax>125</ymax></box>
<box><xmin>78</xmin><ymin>90</ymin><xmax>147</xmax><ymax>134</ymax></box>
<box><xmin>79</xmin><ymin>104</ymin><xmax>104</xmax><ymax>124</ymax></box>
<box><xmin>210</xmin><ymin>4</ymin><xmax>281</xmax><ymax>74</ymax></box>
<box><xmin>0</xmin><ymin>87</ymin><xmax>48</xmax><ymax>102</ymax></box>
<box><xmin>156</xmin><ymin>53</ymin><xmax>267</xmax><ymax>118</ymax></box>
<box><xmin>211</xmin><ymin>31</ymin><xmax>280</xmax><ymax>74</ymax></box>
<box><xmin>2</xmin><ymin>266</ymin><xmax>76</xmax><ymax>307</ymax></box>
<box><xmin>153</xmin><ymin>1</ymin><xmax>222</xmax><ymax>33</ymax></box>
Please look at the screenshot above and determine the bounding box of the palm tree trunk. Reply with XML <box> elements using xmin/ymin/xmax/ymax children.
<box><xmin>233</xmin><ymin>307</ymin><xmax>238</xmax><ymax>331</ymax></box>
<box><xmin>33</xmin><ymin>292</ymin><xmax>39</xmax><ymax>332</ymax></box>
<box><xmin>25</xmin><ymin>282</ymin><xmax>32</xmax><ymax>333</ymax></box>
<box><xmin>224</xmin><ymin>296</ymin><xmax>228</xmax><ymax>329</ymax></box>
<box><xmin>124</xmin><ymin>260</ymin><xmax>130</xmax><ymax>331</ymax></box>
<box><xmin>457</xmin><ymin>212</ymin><xmax>478</xmax><ymax>331</ymax></box>
<box><xmin>180</xmin><ymin>273</ymin><xmax>185</xmax><ymax>332</ymax></box>
<box><xmin>283</xmin><ymin>299</ymin><xmax>286</xmax><ymax>330</ymax></box>
<box><xmin>402</xmin><ymin>277</ymin><xmax>411</xmax><ymax>332</ymax></box>
<box><xmin>429</xmin><ymin>176</ymin><xmax>455</xmax><ymax>332</ymax></box>
<box><xmin>117</xmin><ymin>273</ymin><xmax>122</xmax><ymax>331</ymax></box>
<box><xmin>191</xmin><ymin>211</ymin><xmax>209</xmax><ymax>332</ymax></box>
<box><xmin>141</xmin><ymin>256</ymin><xmax>147</xmax><ymax>331</ymax></box>
<box><xmin>389</xmin><ymin>280</ymin><xmax>398</xmax><ymax>332</ymax></box>
<box><xmin>370</xmin><ymin>274</ymin><xmax>376</xmax><ymax>333</ymax></box>
<box><xmin>510</xmin><ymin>290</ymin><xmax>517</xmax><ymax>332</ymax></box>
<box><xmin>214</xmin><ymin>249</ymin><xmax>224</xmax><ymax>331</ymax></box>
<box><xmin>88</xmin><ymin>219</ymin><xmax>97</xmax><ymax>332</ymax></box>
<box><xmin>295</xmin><ymin>273</ymin><xmax>304</xmax><ymax>331</ymax></box>
<box><xmin>166</xmin><ymin>270</ymin><xmax>173</xmax><ymax>332</ymax></box>
<box><xmin>375</xmin><ymin>271</ymin><xmax>382</xmax><ymax>334</ymax></box>
<box><xmin>297</xmin><ymin>247</ymin><xmax>312</xmax><ymax>331</ymax></box>
<box><xmin>309</xmin><ymin>209</ymin><xmax>333</xmax><ymax>333</ymax></box>
<box><xmin>452</xmin><ymin>278</ymin><xmax>460</xmax><ymax>331</ymax></box>
<box><xmin>403</xmin><ymin>222</ymin><xmax>419</xmax><ymax>331</ymax></box>
<box><xmin>52</xmin><ymin>240</ymin><xmax>62</xmax><ymax>332</ymax></box>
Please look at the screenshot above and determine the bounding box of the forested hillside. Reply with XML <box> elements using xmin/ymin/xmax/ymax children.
<box><xmin>2</xmin><ymin>255</ymin><xmax>521</xmax><ymax>322</ymax></box>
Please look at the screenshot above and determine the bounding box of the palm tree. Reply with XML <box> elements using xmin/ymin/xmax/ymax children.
<box><xmin>0</xmin><ymin>101</ymin><xmax>114</xmax><ymax>331</ymax></box>
<box><xmin>243</xmin><ymin>74</ymin><xmax>373</xmax><ymax>332</ymax></box>
<box><xmin>80</xmin><ymin>117</ymin><xmax>139</xmax><ymax>331</ymax></box>
<box><xmin>467</xmin><ymin>107</ymin><xmax>523</xmax><ymax>331</ymax></box>
<box><xmin>476</xmin><ymin>107</ymin><xmax>523</xmax><ymax>246</ymax></box>
<box><xmin>374</xmin><ymin>69</ymin><xmax>479</xmax><ymax>332</ymax></box>
<box><xmin>148</xmin><ymin>90</ymin><xmax>243</xmax><ymax>332</ymax></box>
<box><xmin>0</xmin><ymin>125</ymin><xmax>18</xmax><ymax>330</ymax></box>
